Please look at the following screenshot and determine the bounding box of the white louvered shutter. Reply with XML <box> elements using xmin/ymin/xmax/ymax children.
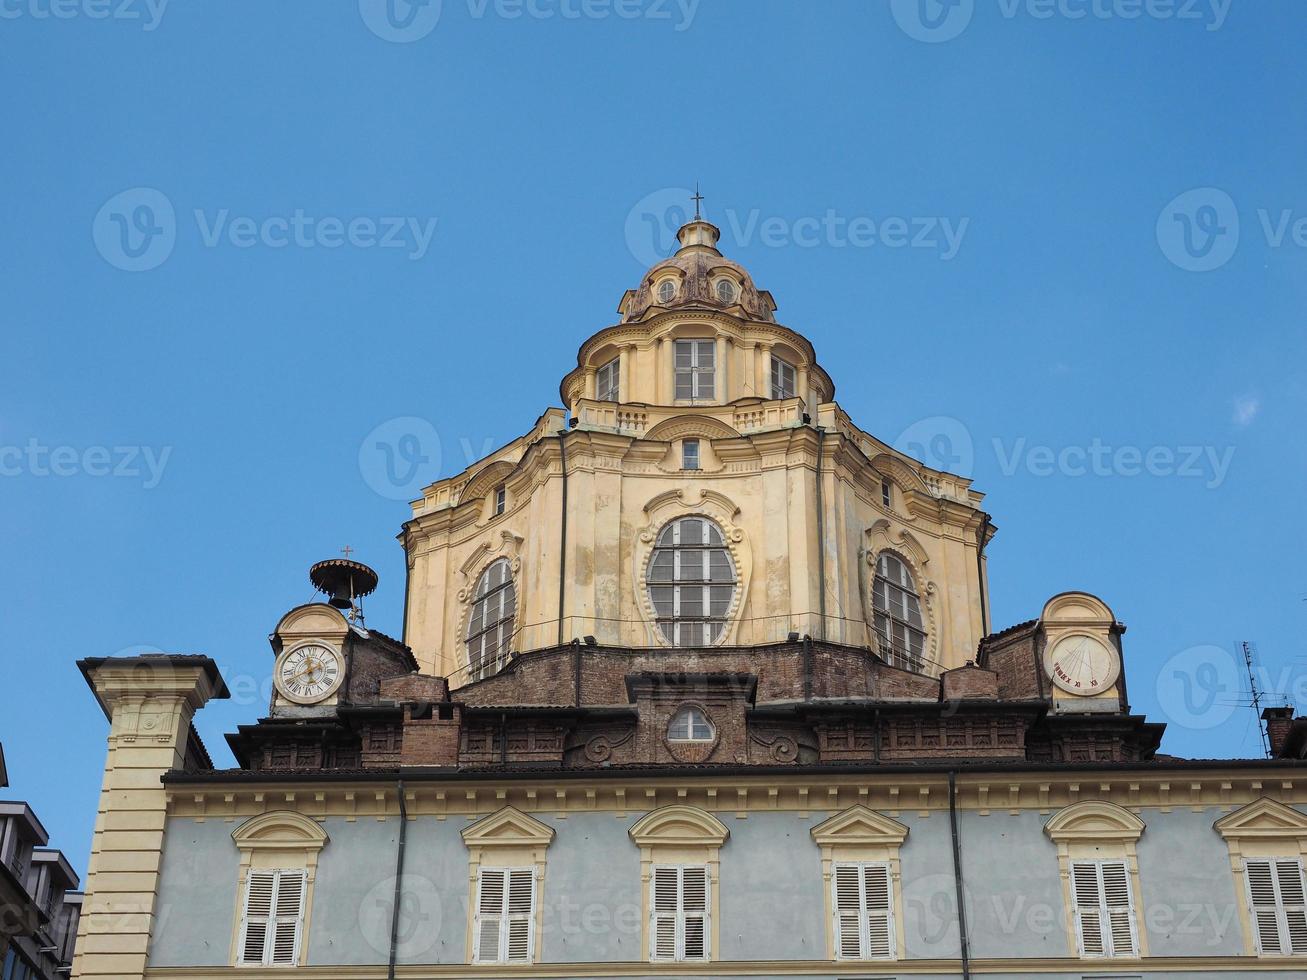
<box><xmin>682</xmin><ymin>866</ymin><xmax>709</xmax><ymax>960</ymax></box>
<box><xmin>863</xmin><ymin>864</ymin><xmax>894</xmax><ymax>958</ymax></box>
<box><xmin>651</xmin><ymin>866</ymin><xmax>679</xmax><ymax>961</ymax></box>
<box><xmin>505</xmin><ymin>869</ymin><xmax>535</xmax><ymax>963</ymax></box>
<box><xmin>1247</xmin><ymin>859</ymin><xmax>1307</xmax><ymax>955</ymax></box>
<box><xmin>239</xmin><ymin>870</ymin><xmax>305</xmax><ymax>966</ymax></box>
<box><xmin>832</xmin><ymin>863</ymin><xmax>894</xmax><ymax>960</ymax></box>
<box><xmin>239</xmin><ymin>871</ymin><xmax>275</xmax><ymax>965</ymax></box>
<box><xmin>270</xmin><ymin>871</ymin><xmax>306</xmax><ymax>966</ymax></box>
<box><xmin>834</xmin><ymin>865</ymin><xmax>863</xmax><ymax>959</ymax></box>
<box><xmin>1072</xmin><ymin>861</ymin><xmax>1137</xmax><ymax>957</ymax></box>
<box><xmin>475</xmin><ymin>868</ymin><xmax>535</xmax><ymax>964</ymax></box>
<box><xmin>650</xmin><ymin>865</ymin><xmax>709</xmax><ymax>962</ymax></box>
<box><xmin>475</xmin><ymin>869</ymin><xmax>505</xmax><ymax>963</ymax></box>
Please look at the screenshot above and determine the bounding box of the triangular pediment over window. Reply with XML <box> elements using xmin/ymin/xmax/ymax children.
<box><xmin>461</xmin><ymin>805</ymin><xmax>555</xmax><ymax>848</ymax></box>
<box><xmin>810</xmin><ymin>804</ymin><xmax>909</xmax><ymax>847</ymax></box>
<box><xmin>1215</xmin><ymin>797</ymin><xmax>1307</xmax><ymax>841</ymax></box>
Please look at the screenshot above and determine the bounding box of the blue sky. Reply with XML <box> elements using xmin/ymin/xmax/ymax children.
<box><xmin>2</xmin><ymin>1</ymin><xmax>1305</xmax><ymax>875</ymax></box>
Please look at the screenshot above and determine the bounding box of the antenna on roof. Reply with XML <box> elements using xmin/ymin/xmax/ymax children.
<box><xmin>310</xmin><ymin>555</ymin><xmax>378</xmax><ymax>625</ymax></box>
<box><xmin>1241</xmin><ymin>641</ymin><xmax>1271</xmax><ymax>758</ymax></box>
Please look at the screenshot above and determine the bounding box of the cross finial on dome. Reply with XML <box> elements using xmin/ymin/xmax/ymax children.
<box><xmin>692</xmin><ymin>183</ymin><xmax>704</xmax><ymax>220</ymax></box>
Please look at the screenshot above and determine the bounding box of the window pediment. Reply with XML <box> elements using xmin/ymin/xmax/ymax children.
<box><xmin>810</xmin><ymin>805</ymin><xmax>909</xmax><ymax>848</ymax></box>
<box><xmin>231</xmin><ymin>810</ymin><xmax>329</xmax><ymax>852</ymax></box>
<box><xmin>1045</xmin><ymin>800</ymin><xmax>1145</xmax><ymax>844</ymax></box>
<box><xmin>462</xmin><ymin>805</ymin><xmax>555</xmax><ymax>849</ymax></box>
<box><xmin>1215</xmin><ymin>797</ymin><xmax>1307</xmax><ymax>842</ymax></box>
<box><xmin>629</xmin><ymin>805</ymin><xmax>729</xmax><ymax>848</ymax></box>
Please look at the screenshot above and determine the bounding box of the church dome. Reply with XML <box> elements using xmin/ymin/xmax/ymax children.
<box><xmin>620</xmin><ymin>218</ymin><xmax>777</xmax><ymax>323</ymax></box>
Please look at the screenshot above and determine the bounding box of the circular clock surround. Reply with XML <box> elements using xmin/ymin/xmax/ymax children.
<box><xmin>1044</xmin><ymin>633</ymin><xmax>1120</xmax><ymax>696</ymax></box>
<box><xmin>274</xmin><ymin>642</ymin><xmax>345</xmax><ymax>705</ymax></box>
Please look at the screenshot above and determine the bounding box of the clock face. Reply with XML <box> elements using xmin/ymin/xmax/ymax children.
<box><xmin>1045</xmin><ymin>634</ymin><xmax>1120</xmax><ymax>696</ymax></box>
<box><xmin>275</xmin><ymin>643</ymin><xmax>344</xmax><ymax>704</ymax></box>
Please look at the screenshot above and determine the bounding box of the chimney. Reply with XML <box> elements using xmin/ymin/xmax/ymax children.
<box><xmin>1262</xmin><ymin>706</ymin><xmax>1295</xmax><ymax>757</ymax></box>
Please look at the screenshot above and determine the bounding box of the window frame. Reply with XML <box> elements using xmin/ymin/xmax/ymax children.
<box><xmin>681</xmin><ymin>438</ymin><xmax>700</xmax><ymax>471</ymax></box>
<box><xmin>596</xmin><ymin>357</ymin><xmax>620</xmax><ymax>403</ymax></box>
<box><xmin>770</xmin><ymin>354</ymin><xmax>797</xmax><ymax>400</ymax></box>
<box><xmin>462</xmin><ymin>806</ymin><xmax>555</xmax><ymax>968</ymax></box>
<box><xmin>466</xmin><ymin>558</ymin><xmax>517</xmax><ymax>681</ymax></box>
<box><xmin>493</xmin><ymin>484</ymin><xmax>506</xmax><ymax>517</ymax></box>
<box><xmin>656</xmin><ymin>279</ymin><xmax>677</xmax><ymax>305</ymax></box>
<box><xmin>667</xmin><ymin>705</ymin><xmax>715</xmax><ymax>743</ymax></box>
<box><xmin>871</xmin><ymin>552</ymin><xmax>927</xmax><ymax>673</ymax></box>
<box><xmin>229</xmin><ymin>811</ymin><xmax>327</xmax><ymax>970</ymax></box>
<box><xmin>831</xmin><ymin>861</ymin><xmax>896</xmax><ymax>961</ymax></box>
<box><xmin>237</xmin><ymin>868</ymin><xmax>307</xmax><ymax>968</ymax></box>
<box><xmin>673</xmin><ymin>339</ymin><xmax>715</xmax><ymax>402</ymax></box>
<box><xmin>646</xmin><ymin>516</ymin><xmax>737</xmax><ymax>647</ymax></box>
<box><xmin>473</xmin><ymin>866</ymin><xmax>537</xmax><ymax>965</ymax></box>
<box><xmin>649</xmin><ymin>863</ymin><xmax>711</xmax><ymax>962</ymax></box>
<box><xmin>714</xmin><ymin>279</ymin><xmax>737</xmax><ymax>305</ymax></box>
<box><xmin>1243</xmin><ymin>857</ymin><xmax>1307</xmax><ymax>956</ymax></box>
<box><xmin>1070</xmin><ymin>859</ymin><xmax>1139</xmax><ymax>958</ymax></box>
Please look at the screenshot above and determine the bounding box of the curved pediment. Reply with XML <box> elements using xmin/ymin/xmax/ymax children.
<box><xmin>629</xmin><ymin>805</ymin><xmax>729</xmax><ymax>848</ymax></box>
<box><xmin>274</xmin><ymin>603</ymin><xmax>349</xmax><ymax>638</ymax></box>
<box><xmin>810</xmin><ymin>805</ymin><xmax>909</xmax><ymax>847</ymax></box>
<box><xmin>1215</xmin><ymin>797</ymin><xmax>1307</xmax><ymax>841</ymax></box>
<box><xmin>460</xmin><ymin>459</ymin><xmax>516</xmax><ymax>505</ymax></box>
<box><xmin>1042</xmin><ymin>591</ymin><xmax>1116</xmax><ymax>625</ymax></box>
<box><xmin>232</xmin><ymin>810</ymin><xmax>329</xmax><ymax>851</ymax></box>
<box><xmin>868</xmin><ymin>452</ymin><xmax>934</xmax><ymax>496</ymax></box>
<box><xmin>1045</xmin><ymin>800</ymin><xmax>1145</xmax><ymax>843</ymax></box>
<box><xmin>643</xmin><ymin>415</ymin><xmax>741</xmax><ymax>444</ymax></box>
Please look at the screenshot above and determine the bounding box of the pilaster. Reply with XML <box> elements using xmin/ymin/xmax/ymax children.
<box><xmin>72</xmin><ymin>656</ymin><xmax>227</xmax><ymax>980</ymax></box>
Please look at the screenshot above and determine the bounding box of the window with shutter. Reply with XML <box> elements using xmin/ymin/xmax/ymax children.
<box><xmin>649</xmin><ymin>864</ymin><xmax>710</xmax><ymax>962</ymax></box>
<box><xmin>474</xmin><ymin>867</ymin><xmax>536</xmax><ymax>964</ymax></box>
<box><xmin>1071</xmin><ymin>860</ymin><xmax>1137</xmax><ymax>958</ymax></box>
<box><xmin>238</xmin><ymin>869</ymin><xmax>306</xmax><ymax>967</ymax></box>
<box><xmin>831</xmin><ymin>862</ymin><xmax>895</xmax><ymax>960</ymax></box>
<box><xmin>1246</xmin><ymin>859</ymin><xmax>1307</xmax><ymax>955</ymax></box>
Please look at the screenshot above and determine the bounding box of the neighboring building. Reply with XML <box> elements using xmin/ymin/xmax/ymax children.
<box><xmin>72</xmin><ymin>212</ymin><xmax>1307</xmax><ymax>980</ymax></box>
<box><xmin>0</xmin><ymin>745</ymin><xmax>83</xmax><ymax>980</ymax></box>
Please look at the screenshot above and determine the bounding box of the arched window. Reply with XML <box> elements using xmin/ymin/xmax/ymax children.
<box><xmin>647</xmin><ymin>516</ymin><xmax>736</xmax><ymax>646</ymax></box>
<box><xmin>668</xmin><ymin>706</ymin><xmax>714</xmax><ymax>742</ymax></box>
<box><xmin>872</xmin><ymin>553</ymin><xmax>926</xmax><ymax>673</ymax></box>
<box><xmin>715</xmin><ymin>280</ymin><xmax>736</xmax><ymax>304</ymax></box>
<box><xmin>657</xmin><ymin>279</ymin><xmax>676</xmax><ymax>304</ymax></box>
<box><xmin>467</xmin><ymin>559</ymin><xmax>516</xmax><ymax>680</ymax></box>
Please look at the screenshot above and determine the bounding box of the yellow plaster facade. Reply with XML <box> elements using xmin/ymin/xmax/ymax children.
<box><xmin>402</xmin><ymin>219</ymin><xmax>993</xmax><ymax>680</ymax></box>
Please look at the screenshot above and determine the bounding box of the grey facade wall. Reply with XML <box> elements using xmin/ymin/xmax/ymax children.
<box><xmin>147</xmin><ymin>803</ymin><xmax>1300</xmax><ymax>971</ymax></box>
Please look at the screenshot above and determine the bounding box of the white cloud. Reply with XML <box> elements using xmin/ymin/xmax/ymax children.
<box><xmin>1232</xmin><ymin>395</ymin><xmax>1261</xmax><ymax>427</ymax></box>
